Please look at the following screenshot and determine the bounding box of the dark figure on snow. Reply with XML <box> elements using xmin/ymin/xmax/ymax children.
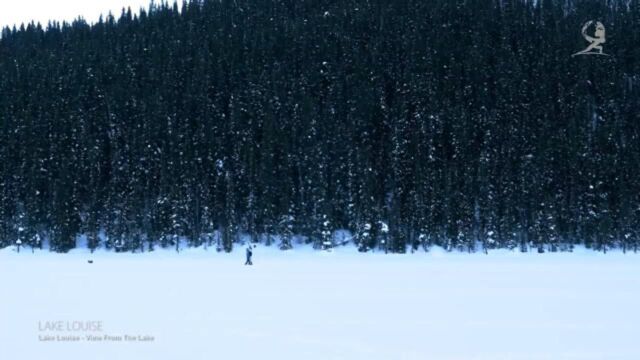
<box><xmin>245</xmin><ymin>245</ymin><xmax>253</xmax><ymax>265</ymax></box>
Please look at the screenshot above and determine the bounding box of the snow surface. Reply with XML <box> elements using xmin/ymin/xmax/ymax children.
<box><xmin>1</xmin><ymin>245</ymin><xmax>639</xmax><ymax>360</ymax></box>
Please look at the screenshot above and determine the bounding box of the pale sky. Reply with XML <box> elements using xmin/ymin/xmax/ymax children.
<box><xmin>0</xmin><ymin>0</ymin><xmax>152</xmax><ymax>29</ymax></box>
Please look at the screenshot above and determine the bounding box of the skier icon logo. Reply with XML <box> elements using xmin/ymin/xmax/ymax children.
<box><xmin>572</xmin><ymin>21</ymin><xmax>608</xmax><ymax>57</ymax></box>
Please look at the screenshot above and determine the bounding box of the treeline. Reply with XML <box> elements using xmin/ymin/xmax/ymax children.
<box><xmin>0</xmin><ymin>0</ymin><xmax>639</xmax><ymax>253</ymax></box>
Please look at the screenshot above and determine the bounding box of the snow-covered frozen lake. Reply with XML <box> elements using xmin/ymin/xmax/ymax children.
<box><xmin>1</xmin><ymin>245</ymin><xmax>639</xmax><ymax>360</ymax></box>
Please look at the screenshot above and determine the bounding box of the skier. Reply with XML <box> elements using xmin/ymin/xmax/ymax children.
<box><xmin>245</xmin><ymin>244</ymin><xmax>253</xmax><ymax>265</ymax></box>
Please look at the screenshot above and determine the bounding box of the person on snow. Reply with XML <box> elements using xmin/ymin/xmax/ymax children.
<box><xmin>245</xmin><ymin>244</ymin><xmax>253</xmax><ymax>265</ymax></box>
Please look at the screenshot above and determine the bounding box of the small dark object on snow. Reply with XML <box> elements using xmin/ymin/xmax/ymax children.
<box><xmin>245</xmin><ymin>245</ymin><xmax>253</xmax><ymax>265</ymax></box>
<box><xmin>88</xmin><ymin>260</ymin><xmax>94</xmax><ymax>264</ymax></box>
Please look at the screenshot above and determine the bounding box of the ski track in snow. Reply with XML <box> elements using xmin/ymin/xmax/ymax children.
<box><xmin>1</xmin><ymin>245</ymin><xmax>639</xmax><ymax>360</ymax></box>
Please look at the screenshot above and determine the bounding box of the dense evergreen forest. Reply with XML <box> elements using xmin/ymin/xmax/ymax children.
<box><xmin>0</xmin><ymin>0</ymin><xmax>639</xmax><ymax>253</ymax></box>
